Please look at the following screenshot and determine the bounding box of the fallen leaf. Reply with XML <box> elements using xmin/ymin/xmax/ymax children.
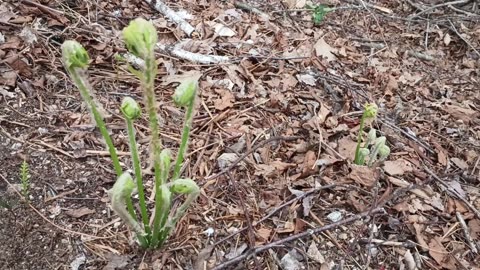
<box><xmin>307</xmin><ymin>242</ymin><xmax>325</xmax><ymax>263</ymax></box>
<box><xmin>65</xmin><ymin>207</ymin><xmax>95</xmax><ymax>218</ymax></box>
<box><xmin>348</xmin><ymin>165</ymin><xmax>378</xmax><ymax>187</ymax></box>
<box><xmin>337</xmin><ymin>136</ymin><xmax>358</xmax><ymax>161</ymax></box>
<box><xmin>256</xmin><ymin>227</ymin><xmax>271</xmax><ymax>244</ymax></box>
<box><xmin>444</xmin><ymin>33</ymin><xmax>451</xmax><ymax>46</ymax></box>
<box><xmin>281</xmin><ymin>251</ymin><xmax>303</xmax><ymax>270</ymax></box>
<box><xmin>446</xmin><ymin>181</ymin><xmax>466</xmax><ymax>199</ymax></box>
<box><xmin>383</xmin><ymin>159</ymin><xmax>414</xmax><ymax>175</ymax></box>
<box><xmin>314</xmin><ymin>37</ymin><xmax>337</xmax><ymax>62</ymax></box>
<box><xmin>403</xmin><ymin>250</ymin><xmax>416</xmax><ymax>270</ymax></box>
<box><xmin>443</xmin><ymin>103</ymin><xmax>478</xmax><ymax>122</ymax></box>
<box><xmin>450</xmin><ymin>158</ymin><xmax>468</xmax><ymax>170</ymax></box>
<box><xmin>212</xmin><ymin>22</ymin><xmax>236</xmax><ymax>37</ymax></box>
<box><xmin>103</xmin><ymin>254</ymin><xmax>131</xmax><ymax>270</ymax></box>
<box><xmin>468</xmin><ymin>219</ymin><xmax>480</xmax><ymax>240</ymax></box>
<box><xmin>213</xmin><ymin>89</ymin><xmax>234</xmax><ymax>110</ymax></box>
<box><xmin>428</xmin><ymin>237</ymin><xmax>456</xmax><ymax>269</ymax></box>
<box><xmin>0</xmin><ymin>70</ymin><xmax>17</xmax><ymax>87</ymax></box>
<box><xmin>303</xmin><ymin>150</ymin><xmax>316</xmax><ymax>173</ymax></box>
<box><xmin>296</xmin><ymin>73</ymin><xmax>316</xmax><ymax>86</ymax></box>
<box><xmin>225</xmin><ymin>243</ymin><xmax>248</xmax><ymax>259</ymax></box>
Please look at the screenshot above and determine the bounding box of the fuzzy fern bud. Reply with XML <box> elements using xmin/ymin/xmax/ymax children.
<box><xmin>61</xmin><ymin>40</ymin><xmax>90</xmax><ymax>70</ymax></box>
<box><xmin>172</xmin><ymin>79</ymin><xmax>198</xmax><ymax>107</ymax></box>
<box><xmin>122</xmin><ymin>18</ymin><xmax>157</xmax><ymax>59</ymax></box>
<box><xmin>170</xmin><ymin>178</ymin><xmax>199</xmax><ymax>194</ymax></box>
<box><xmin>363</xmin><ymin>103</ymin><xmax>378</xmax><ymax>119</ymax></box>
<box><xmin>358</xmin><ymin>148</ymin><xmax>370</xmax><ymax>166</ymax></box>
<box><xmin>121</xmin><ymin>97</ymin><xmax>141</xmax><ymax>120</ymax></box>
<box><xmin>378</xmin><ymin>145</ymin><xmax>391</xmax><ymax>161</ymax></box>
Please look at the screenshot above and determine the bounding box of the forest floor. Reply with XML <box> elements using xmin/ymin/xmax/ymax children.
<box><xmin>1</xmin><ymin>0</ymin><xmax>480</xmax><ymax>269</ymax></box>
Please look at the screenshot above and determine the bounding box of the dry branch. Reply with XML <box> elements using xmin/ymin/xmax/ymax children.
<box><xmin>211</xmin><ymin>207</ymin><xmax>385</xmax><ymax>269</ymax></box>
<box><xmin>123</xmin><ymin>42</ymin><xmax>231</xmax><ymax>67</ymax></box>
<box><xmin>144</xmin><ymin>0</ymin><xmax>195</xmax><ymax>36</ymax></box>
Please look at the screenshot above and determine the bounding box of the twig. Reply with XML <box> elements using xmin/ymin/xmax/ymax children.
<box><xmin>447</xmin><ymin>19</ymin><xmax>480</xmax><ymax>57</ymax></box>
<box><xmin>157</xmin><ymin>43</ymin><xmax>231</xmax><ymax>63</ymax></box>
<box><xmin>378</xmin><ymin>118</ymin><xmax>435</xmax><ymax>154</ymax></box>
<box><xmin>407</xmin><ymin>50</ymin><xmax>434</xmax><ymax>61</ymax></box>
<box><xmin>448</xmin><ymin>4</ymin><xmax>479</xmax><ymax>16</ymax></box>
<box><xmin>124</xmin><ymin>42</ymin><xmax>232</xmax><ymax>66</ymax></box>
<box><xmin>409</xmin><ymin>0</ymin><xmax>471</xmax><ymax>19</ymax></box>
<box><xmin>144</xmin><ymin>0</ymin><xmax>195</xmax><ymax>36</ymax></box>
<box><xmin>234</xmin><ymin>1</ymin><xmax>270</xmax><ymax>20</ymax></box>
<box><xmin>359</xmin><ymin>238</ymin><xmax>416</xmax><ymax>248</ymax></box>
<box><xmin>424</xmin><ymin>166</ymin><xmax>480</xmax><ymax>219</ymax></box>
<box><xmin>456</xmin><ymin>211</ymin><xmax>478</xmax><ymax>253</ymax></box>
<box><xmin>211</xmin><ymin>207</ymin><xmax>385</xmax><ymax>270</ymax></box>
<box><xmin>0</xmin><ymin>173</ymin><xmax>110</xmax><ymax>240</ymax></box>
<box><xmin>227</xmin><ymin>172</ymin><xmax>260</xmax><ymax>269</ymax></box>
<box><xmin>213</xmin><ymin>184</ymin><xmax>337</xmax><ymax>246</ymax></box>
<box><xmin>205</xmin><ymin>136</ymin><xmax>303</xmax><ymax>180</ymax></box>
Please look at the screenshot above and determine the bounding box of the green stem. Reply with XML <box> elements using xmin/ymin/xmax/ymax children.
<box><xmin>172</xmin><ymin>101</ymin><xmax>194</xmax><ymax>180</ymax></box>
<box><xmin>70</xmin><ymin>69</ymin><xmax>137</xmax><ymax>225</ymax></box>
<box><xmin>126</xmin><ymin>118</ymin><xmax>150</xmax><ymax>236</ymax></box>
<box><xmin>354</xmin><ymin>114</ymin><xmax>366</xmax><ymax>165</ymax></box>
<box><xmin>70</xmin><ymin>70</ymin><xmax>123</xmax><ymax>176</ymax></box>
<box><xmin>151</xmin><ymin>185</ymin><xmax>171</xmax><ymax>248</ymax></box>
<box><xmin>142</xmin><ymin>49</ymin><xmax>162</xmax><ymax>186</ymax></box>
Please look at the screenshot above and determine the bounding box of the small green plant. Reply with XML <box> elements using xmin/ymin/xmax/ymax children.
<box><xmin>357</xmin><ymin>129</ymin><xmax>390</xmax><ymax>166</ymax></box>
<box><xmin>306</xmin><ymin>4</ymin><xmax>333</xmax><ymax>25</ymax></box>
<box><xmin>20</xmin><ymin>160</ymin><xmax>30</xmax><ymax>201</ymax></box>
<box><xmin>353</xmin><ymin>103</ymin><xmax>390</xmax><ymax>166</ymax></box>
<box><xmin>61</xmin><ymin>18</ymin><xmax>200</xmax><ymax>249</ymax></box>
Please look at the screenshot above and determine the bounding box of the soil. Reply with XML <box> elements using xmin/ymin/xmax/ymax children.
<box><xmin>1</xmin><ymin>0</ymin><xmax>479</xmax><ymax>270</ymax></box>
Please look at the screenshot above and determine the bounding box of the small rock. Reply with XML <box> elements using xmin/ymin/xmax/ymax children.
<box><xmin>326</xmin><ymin>211</ymin><xmax>343</xmax><ymax>222</ymax></box>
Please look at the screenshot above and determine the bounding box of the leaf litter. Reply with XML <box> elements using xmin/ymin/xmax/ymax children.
<box><xmin>0</xmin><ymin>0</ymin><xmax>479</xmax><ymax>269</ymax></box>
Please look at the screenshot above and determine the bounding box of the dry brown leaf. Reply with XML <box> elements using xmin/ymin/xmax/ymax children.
<box><xmin>303</xmin><ymin>150</ymin><xmax>316</xmax><ymax>173</ymax></box>
<box><xmin>451</xmin><ymin>157</ymin><xmax>469</xmax><ymax>170</ymax></box>
<box><xmin>213</xmin><ymin>89</ymin><xmax>234</xmax><ymax>110</ymax></box>
<box><xmin>307</xmin><ymin>242</ymin><xmax>325</xmax><ymax>264</ymax></box>
<box><xmin>348</xmin><ymin>165</ymin><xmax>378</xmax><ymax>187</ymax></box>
<box><xmin>256</xmin><ymin>227</ymin><xmax>271</xmax><ymax>244</ymax></box>
<box><xmin>413</xmin><ymin>221</ymin><xmax>429</xmax><ymax>252</ymax></box>
<box><xmin>314</xmin><ymin>37</ymin><xmax>337</xmax><ymax>62</ymax></box>
<box><xmin>337</xmin><ymin>136</ymin><xmax>357</xmax><ymax>161</ymax></box>
<box><xmin>383</xmin><ymin>159</ymin><xmax>415</xmax><ymax>175</ymax></box>
<box><xmin>428</xmin><ymin>237</ymin><xmax>456</xmax><ymax>269</ymax></box>
<box><xmin>468</xmin><ymin>219</ymin><xmax>480</xmax><ymax>240</ymax></box>
<box><xmin>444</xmin><ymin>33</ymin><xmax>451</xmax><ymax>46</ymax></box>
<box><xmin>65</xmin><ymin>207</ymin><xmax>95</xmax><ymax>218</ymax></box>
<box><xmin>443</xmin><ymin>103</ymin><xmax>478</xmax><ymax>122</ymax></box>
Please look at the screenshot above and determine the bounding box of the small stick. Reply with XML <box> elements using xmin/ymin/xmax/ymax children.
<box><xmin>213</xmin><ymin>184</ymin><xmax>337</xmax><ymax>246</ymax></box>
<box><xmin>455</xmin><ymin>211</ymin><xmax>478</xmax><ymax>253</ymax></box>
<box><xmin>447</xmin><ymin>19</ymin><xmax>480</xmax><ymax>57</ymax></box>
<box><xmin>409</xmin><ymin>0</ymin><xmax>470</xmax><ymax>19</ymax></box>
<box><xmin>358</xmin><ymin>238</ymin><xmax>416</xmax><ymax>248</ymax></box>
<box><xmin>205</xmin><ymin>136</ymin><xmax>303</xmax><ymax>180</ymax></box>
<box><xmin>144</xmin><ymin>0</ymin><xmax>195</xmax><ymax>36</ymax></box>
<box><xmin>234</xmin><ymin>1</ymin><xmax>270</xmax><ymax>19</ymax></box>
<box><xmin>211</xmin><ymin>207</ymin><xmax>385</xmax><ymax>270</ymax></box>
<box><xmin>226</xmin><ymin>172</ymin><xmax>260</xmax><ymax>269</ymax></box>
<box><xmin>424</xmin><ymin>166</ymin><xmax>480</xmax><ymax>219</ymax></box>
